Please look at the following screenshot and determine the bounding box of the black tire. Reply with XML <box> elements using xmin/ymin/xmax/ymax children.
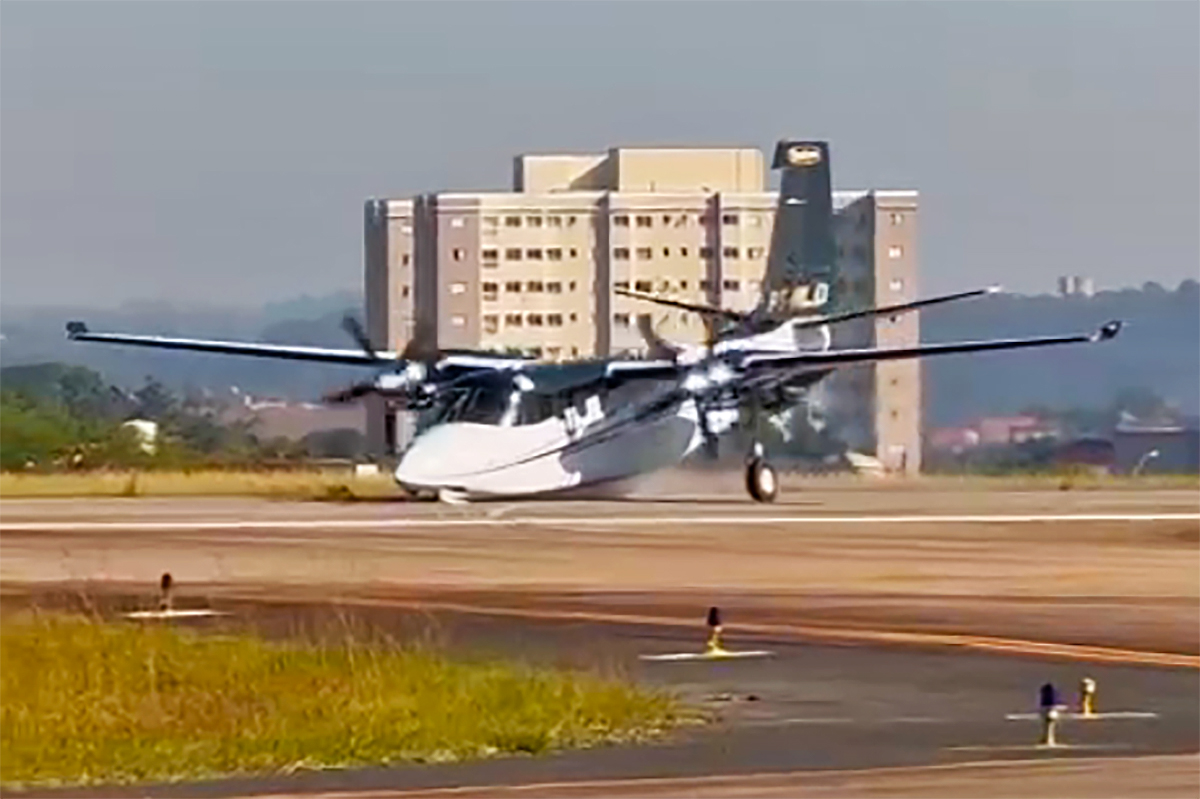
<box><xmin>745</xmin><ymin>458</ymin><xmax>779</xmax><ymax>503</ymax></box>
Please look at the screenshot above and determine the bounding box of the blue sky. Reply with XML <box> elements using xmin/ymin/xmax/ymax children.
<box><xmin>2</xmin><ymin>1</ymin><xmax>1196</xmax><ymax>308</ymax></box>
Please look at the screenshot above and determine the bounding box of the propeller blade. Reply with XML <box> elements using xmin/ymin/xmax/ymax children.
<box><xmin>341</xmin><ymin>315</ymin><xmax>377</xmax><ymax>359</ymax></box>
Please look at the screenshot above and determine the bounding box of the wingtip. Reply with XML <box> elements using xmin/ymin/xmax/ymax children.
<box><xmin>1094</xmin><ymin>320</ymin><xmax>1123</xmax><ymax>341</ymax></box>
<box><xmin>985</xmin><ymin>284</ymin><xmax>1003</xmax><ymax>294</ymax></box>
<box><xmin>65</xmin><ymin>321</ymin><xmax>88</xmax><ymax>338</ymax></box>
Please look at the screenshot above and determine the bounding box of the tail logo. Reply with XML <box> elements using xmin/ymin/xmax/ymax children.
<box><xmin>786</xmin><ymin>145</ymin><xmax>823</xmax><ymax>167</ymax></box>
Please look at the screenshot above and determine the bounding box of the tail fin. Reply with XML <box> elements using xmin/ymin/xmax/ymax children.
<box><xmin>757</xmin><ymin>141</ymin><xmax>837</xmax><ymax>319</ymax></box>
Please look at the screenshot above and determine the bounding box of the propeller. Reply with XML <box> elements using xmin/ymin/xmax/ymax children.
<box><xmin>341</xmin><ymin>315</ymin><xmax>379</xmax><ymax>360</ymax></box>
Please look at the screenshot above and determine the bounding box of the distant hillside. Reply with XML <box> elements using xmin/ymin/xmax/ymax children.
<box><xmin>2</xmin><ymin>282</ymin><xmax>1196</xmax><ymax>425</ymax></box>
<box><xmin>921</xmin><ymin>280</ymin><xmax>1198</xmax><ymax>425</ymax></box>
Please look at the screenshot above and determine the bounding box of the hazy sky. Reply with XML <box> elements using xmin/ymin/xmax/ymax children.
<box><xmin>2</xmin><ymin>1</ymin><xmax>1197</xmax><ymax>309</ymax></box>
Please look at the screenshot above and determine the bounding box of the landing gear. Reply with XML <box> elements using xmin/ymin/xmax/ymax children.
<box><xmin>744</xmin><ymin>443</ymin><xmax>778</xmax><ymax>503</ymax></box>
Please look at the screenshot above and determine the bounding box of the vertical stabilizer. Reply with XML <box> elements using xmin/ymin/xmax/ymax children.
<box><xmin>758</xmin><ymin>141</ymin><xmax>837</xmax><ymax>319</ymax></box>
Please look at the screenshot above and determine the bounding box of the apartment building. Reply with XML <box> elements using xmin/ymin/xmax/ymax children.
<box><xmin>364</xmin><ymin>145</ymin><xmax>920</xmax><ymax>474</ymax></box>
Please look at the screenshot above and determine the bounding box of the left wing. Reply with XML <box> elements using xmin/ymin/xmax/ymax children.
<box><xmin>67</xmin><ymin>322</ymin><xmax>394</xmax><ymax>366</ymax></box>
<box><xmin>744</xmin><ymin>321</ymin><xmax>1122</xmax><ymax>372</ymax></box>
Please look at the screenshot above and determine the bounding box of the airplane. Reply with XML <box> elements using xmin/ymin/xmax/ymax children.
<box><xmin>65</xmin><ymin>140</ymin><xmax>1123</xmax><ymax>503</ymax></box>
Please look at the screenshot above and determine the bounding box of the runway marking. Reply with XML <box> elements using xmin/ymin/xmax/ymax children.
<box><xmin>947</xmin><ymin>743</ymin><xmax>1132</xmax><ymax>753</ymax></box>
<box><xmin>1005</xmin><ymin>710</ymin><xmax>1159</xmax><ymax>721</ymax></box>
<box><xmin>233</xmin><ymin>595</ymin><xmax>1200</xmax><ymax>669</ymax></box>
<box><xmin>639</xmin><ymin>649</ymin><xmax>774</xmax><ymax>661</ymax></box>
<box><xmin>245</xmin><ymin>754</ymin><xmax>1196</xmax><ymax>798</ymax></box>
<box><xmin>122</xmin><ymin>608</ymin><xmax>229</xmax><ymax>620</ymax></box>
<box><xmin>3</xmin><ymin>511</ymin><xmax>1197</xmax><ymax>533</ymax></box>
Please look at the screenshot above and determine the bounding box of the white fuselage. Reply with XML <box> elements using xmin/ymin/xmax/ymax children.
<box><xmin>394</xmin><ymin>319</ymin><xmax>826</xmax><ymax>500</ymax></box>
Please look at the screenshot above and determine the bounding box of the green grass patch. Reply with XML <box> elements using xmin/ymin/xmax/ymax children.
<box><xmin>0</xmin><ymin>613</ymin><xmax>685</xmax><ymax>788</ymax></box>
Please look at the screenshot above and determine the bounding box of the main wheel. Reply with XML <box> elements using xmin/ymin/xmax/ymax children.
<box><xmin>745</xmin><ymin>457</ymin><xmax>779</xmax><ymax>503</ymax></box>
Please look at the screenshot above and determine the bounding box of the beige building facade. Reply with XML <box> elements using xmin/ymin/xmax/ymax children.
<box><xmin>364</xmin><ymin>146</ymin><xmax>920</xmax><ymax>474</ymax></box>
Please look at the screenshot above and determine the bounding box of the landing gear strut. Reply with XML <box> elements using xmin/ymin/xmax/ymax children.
<box><xmin>744</xmin><ymin>442</ymin><xmax>779</xmax><ymax>503</ymax></box>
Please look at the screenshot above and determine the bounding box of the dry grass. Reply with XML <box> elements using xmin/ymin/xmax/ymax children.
<box><xmin>0</xmin><ymin>613</ymin><xmax>685</xmax><ymax>788</ymax></box>
<box><xmin>0</xmin><ymin>469</ymin><xmax>400</xmax><ymax>500</ymax></box>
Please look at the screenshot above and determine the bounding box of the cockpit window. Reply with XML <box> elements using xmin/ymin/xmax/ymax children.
<box><xmin>427</xmin><ymin>384</ymin><xmax>563</xmax><ymax>427</ymax></box>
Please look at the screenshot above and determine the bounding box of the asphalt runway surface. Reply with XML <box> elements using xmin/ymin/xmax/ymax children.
<box><xmin>3</xmin><ymin>484</ymin><xmax>1198</xmax><ymax>797</ymax></box>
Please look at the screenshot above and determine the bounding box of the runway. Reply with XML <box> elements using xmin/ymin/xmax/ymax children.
<box><xmin>3</xmin><ymin>486</ymin><xmax>1197</xmax><ymax>797</ymax></box>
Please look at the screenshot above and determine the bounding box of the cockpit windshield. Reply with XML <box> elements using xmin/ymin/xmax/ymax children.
<box><xmin>425</xmin><ymin>385</ymin><xmax>561</xmax><ymax>428</ymax></box>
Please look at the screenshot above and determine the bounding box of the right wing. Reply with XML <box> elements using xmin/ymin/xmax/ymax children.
<box><xmin>745</xmin><ymin>321</ymin><xmax>1123</xmax><ymax>372</ymax></box>
<box><xmin>66</xmin><ymin>322</ymin><xmax>394</xmax><ymax>366</ymax></box>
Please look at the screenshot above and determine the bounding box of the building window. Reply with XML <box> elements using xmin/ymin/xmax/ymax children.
<box><xmin>613</xmin><ymin>215</ymin><xmax>630</xmax><ymax>227</ymax></box>
<box><xmin>569</xmin><ymin>248</ymin><xmax>579</xmax><ymax>258</ymax></box>
<box><xmin>482</xmin><ymin>282</ymin><xmax>498</xmax><ymax>299</ymax></box>
<box><xmin>451</xmin><ymin>315</ymin><xmax>466</xmax><ymax>327</ymax></box>
<box><xmin>700</xmin><ymin>246</ymin><xmax>713</xmax><ymax>258</ymax></box>
<box><xmin>401</xmin><ymin>254</ymin><xmax>411</xmax><ymax>266</ymax></box>
<box><xmin>569</xmin><ymin>280</ymin><xmax>577</xmax><ymax>291</ymax></box>
<box><xmin>567</xmin><ymin>215</ymin><xmax>577</xmax><ymax>226</ymax></box>
<box><xmin>723</xmin><ymin>279</ymin><xmax>740</xmax><ymax>291</ymax></box>
<box><xmin>450</xmin><ymin>217</ymin><xmax>465</xmax><ymax>228</ymax></box>
<box><xmin>528</xmin><ymin>346</ymin><xmax>543</xmax><ymax>358</ymax></box>
<box><xmin>613</xmin><ymin>247</ymin><xmax>630</xmax><ymax>260</ymax></box>
<box><xmin>663</xmin><ymin>247</ymin><xmax>671</xmax><ymax>257</ymax></box>
<box><xmin>546</xmin><ymin>346</ymin><xmax>561</xmax><ymax>359</ymax></box>
<box><xmin>483</xmin><ymin>216</ymin><xmax>499</xmax><ymax>228</ymax></box>
<box><xmin>505</xmin><ymin>248</ymin><xmax>522</xmax><ymax>261</ymax></box>
<box><xmin>527</xmin><ymin>216</ymin><xmax>543</xmax><ymax>228</ymax></box>
<box><xmin>527</xmin><ymin>281</ymin><xmax>544</xmax><ymax>292</ymax></box>
<box><xmin>614</xmin><ymin>313</ymin><xmax>631</xmax><ymax>327</ymax></box>
<box><xmin>700</xmin><ymin>280</ymin><xmax>711</xmax><ymax>291</ymax></box>
<box><xmin>571</xmin><ymin>346</ymin><xmax>579</xmax><ymax>357</ymax></box>
<box><xmin>888</xmin><ymin>245</ymin><xmax>904</xmax><ymax>259</ymax></box>
<box><xmin>722</xmin><ymin>213</ymin><xmax>739</xmax><ymax>225</ymax></box>
<box><xmin>547</xmin><ymin>247</ymin><xmax>563</xmax><ymax>261</ymax></box>
<box><xmin>723</xmin><ymin>246</ymin><xmax>739</xmax><ymax>259</ymax></box>
<box><xmin>636</xmin><ymin>215</ymin><xmax>652</xmax><ymax>228</ymax></box>
<box><xmin>680</xmin><ymin>280</ymin><xmax>688</xmax><ymax>290</ymax></box>
<box><xmin>890</xmin><ymin>277</ymin><xmax>905</xmax><ymax>292</ymax></box>
<box><xmin>547</xmin><ymin>215</ymin><xmax>563</xmax><ymax>227</ymax></box>
<box><xmin>890</xmin><ymin>213</ymin><xmax>904</xmax><ymax>226</ymax></box>
<box><xmin>528</xmin><ymin>313</ymin><xmax>544</xmax><ymax>326</ymax></box>
<box><xmin>526</xmin><ymin>248</ymin><xmax>543</xmax><ymax>260</ymax></box>
<box><xmin>680</xmin><ymin>246</ymin><xmax>689</xmax><ymax>257</ymax></box>
<box><xmin>506</xmin><ymin>281</ymin><xmax>522</xmax><ymax>292</ymax></box>
<box><xmin>675</xmin><ymin>214</ymin><xmax>689</xmax><ymax>227</ymax></box>
<box><xmin>482</xmin><ymin>248</ymin><xmax>499</xmax><ymax>262</ymax></box>
<box><xmin>747</xmin><ymin>246</ymin><xmax>765</xmax><ymax>259</ymax></box>
<box><xmin>890</xmin><ymin>409</ymin><xmax>899</xmax><ymax>420</ymax></box>
<box><xmin>636</xmin><ymin>247</ymin><xmax>653</xmax><ymax>260</ymax></box>
<box><xmin>662</xmin><ymin>214</ymin><xmax>672</xmax><ymax>225</ymax></box>
<box><xmin>450</xmin><ymin>281</ymin><xmax>467</xmax><ymax>295</ymax></box>
<box><xmin>483</xmin><ymin>315</ymin><xmax>499</xmax><ymax>334</ymax></box>
<box><xmin>569</xmin><ymin>312</ymin><xmax>577</xmax><ymax>322</ymax></box>
<box><xmin>505</xmin><ymin>216</ymin><xmax>522</xmax><ymax>227</ymax></box>
<box><xmin>452</xmin><ymin>248</ymin><xmax>466</xmax><ymax>261</ymax></box>
<box><xmin>547</xmin><ymin>313</ymin><xmax>563</xmax><ymax>327</ymax></box>
<box><xmin>546</xmin><ymin>281</ymin><xmax>562</xmax><ymax>294</ymax></box>
<box><xmin>658</xmin><ymin>279</ymin><xmax>671</xmax><ymax>291</ymax></box>
<box><xmin>505</xmin><ymin>313</ymin><xmax>523</xmax><ymax>327</ymax></box>
<box><xmin>401</xmin><ymin>285</ymin><xmax>410</xmax><ymax>298</ymax></box>
<box><xmin>635</xmin><ymin>280</ymin><xmax>652</xmax><ymax>292</ymax></box>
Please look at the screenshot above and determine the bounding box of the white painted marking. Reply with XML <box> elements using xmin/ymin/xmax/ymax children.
<box><xmin>639</xmin><ymin>649</ymin><xmax>774</xmax><ymax>662</ymax></box>
<box><xmin>122</xmin><ymin>609</ymin><xmax>228</xmax><ymax>620</ymax></box>
<box><xmin>1006</xmin><ymin>710</ymin><xmax>1159</xmax><ymax>721</ymax></box>
<box><xmin>3</xmin><ymin>512</ymin><xmax>1195</xmax><ymax>533</ymax></box>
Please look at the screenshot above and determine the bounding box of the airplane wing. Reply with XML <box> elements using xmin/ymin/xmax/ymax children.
<box><xmin>744</xmin><ymin>321</ymin><xmax>1122</xmax><ymax>372</ymax></box>
<box><xmin>66</xmin><ymin>322</ymin><xmax>395</xmax><ymax>365</ymax></box>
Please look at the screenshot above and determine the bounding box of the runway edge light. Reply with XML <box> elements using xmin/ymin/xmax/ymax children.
<box><xmin>1080</xmin><ymin>677</ymin><xmax>1096</xmax><ymax>718</ymax></box>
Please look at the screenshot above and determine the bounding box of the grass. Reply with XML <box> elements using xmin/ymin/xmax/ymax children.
<box><xmin>0</xmin><ymin>469</ymin><xmax>400</xmax><ymax>500</ymax></box>
<box><xmin>0</xmin><ymin>613</ymin><xmax>685</xmax><ymax>788</ymax></box>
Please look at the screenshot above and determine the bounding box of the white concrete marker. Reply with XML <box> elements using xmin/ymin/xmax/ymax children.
<box><xmin>123</xmin><ymin>609</ymin><xmax>229</xmax><ymax>620</ymax></box>
<box><xmin>639</xmin><ymin>649</ymin><xmax>774</xmax><ymax>662</ymax></box>
<box><xmin>1006</xmin><ymin>711</ymin><xmax>1159</xmax><ymax>721</ymax></box>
